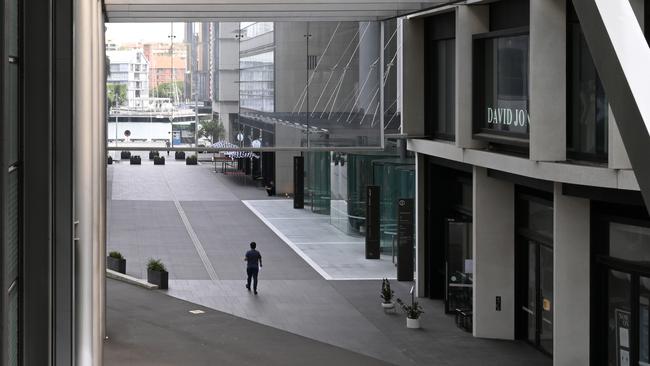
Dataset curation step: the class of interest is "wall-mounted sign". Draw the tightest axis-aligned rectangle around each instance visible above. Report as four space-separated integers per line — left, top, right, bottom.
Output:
616 308 631 366
486 107 530 128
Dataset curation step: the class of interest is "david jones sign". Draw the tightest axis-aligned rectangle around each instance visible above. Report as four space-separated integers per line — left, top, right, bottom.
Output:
487 107 530 127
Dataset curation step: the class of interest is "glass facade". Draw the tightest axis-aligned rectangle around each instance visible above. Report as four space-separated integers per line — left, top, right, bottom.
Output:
567 4 608 161
240 51 274 112
235 21 385 149
302 150 415 256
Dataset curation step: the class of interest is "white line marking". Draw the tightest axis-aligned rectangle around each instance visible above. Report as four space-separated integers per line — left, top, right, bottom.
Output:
243 200 333 280
164 174 219 281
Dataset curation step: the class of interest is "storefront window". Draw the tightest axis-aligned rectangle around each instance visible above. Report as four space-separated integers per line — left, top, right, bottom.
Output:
567 4 608 162
609 222 650 263
474 31 530 139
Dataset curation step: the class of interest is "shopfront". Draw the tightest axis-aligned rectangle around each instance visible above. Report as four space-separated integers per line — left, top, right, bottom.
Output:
515 187 554 356
592 200 650 365
424 158 473 314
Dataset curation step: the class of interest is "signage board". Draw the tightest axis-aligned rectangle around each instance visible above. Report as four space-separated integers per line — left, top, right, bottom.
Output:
397 198 414 281
365 186 380 259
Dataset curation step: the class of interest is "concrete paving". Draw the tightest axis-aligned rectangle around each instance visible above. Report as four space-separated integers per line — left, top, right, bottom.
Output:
105 279 392 366
107 162 552 366
244 199 397 279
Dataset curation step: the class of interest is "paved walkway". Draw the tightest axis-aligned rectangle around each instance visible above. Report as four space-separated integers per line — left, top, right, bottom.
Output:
105 279 391 366
244 199 396 279
107 162 552 366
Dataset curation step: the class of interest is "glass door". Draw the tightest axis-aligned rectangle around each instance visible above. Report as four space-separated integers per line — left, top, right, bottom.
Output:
445 218 473 313
521 239 554 355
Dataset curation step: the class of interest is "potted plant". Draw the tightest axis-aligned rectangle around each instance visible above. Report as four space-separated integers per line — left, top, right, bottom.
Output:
106 251 126 274
107 155 113 165
175 151 185 160
380 278 395 309
397 298 424 329
153 156 165 165
130 155 141 165
149 150 160 160
120 151 131 159
147 258 168 289
186 155 198 165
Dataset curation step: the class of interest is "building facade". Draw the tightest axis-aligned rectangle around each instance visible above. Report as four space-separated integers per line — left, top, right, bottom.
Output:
106 49 150 107
403 0 650 364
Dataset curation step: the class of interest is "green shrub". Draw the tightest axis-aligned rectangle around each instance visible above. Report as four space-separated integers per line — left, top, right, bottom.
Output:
147 258 167 272
108 251 123 260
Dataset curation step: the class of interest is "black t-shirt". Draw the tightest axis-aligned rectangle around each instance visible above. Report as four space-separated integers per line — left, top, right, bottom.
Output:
245 249 261 268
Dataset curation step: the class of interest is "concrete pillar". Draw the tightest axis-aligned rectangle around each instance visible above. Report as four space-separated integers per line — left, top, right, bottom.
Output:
606 0 642 170
530 0 566 161
608 106 632 169
473 166 515 339
415 153 426 297
553 183 590 366
401 18 424 136
455 5 488 149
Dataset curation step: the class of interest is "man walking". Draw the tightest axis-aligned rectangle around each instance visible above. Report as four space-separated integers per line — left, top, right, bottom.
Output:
244 241 262 294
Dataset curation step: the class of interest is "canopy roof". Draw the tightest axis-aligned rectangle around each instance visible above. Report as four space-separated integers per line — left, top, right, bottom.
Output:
104 0 450 22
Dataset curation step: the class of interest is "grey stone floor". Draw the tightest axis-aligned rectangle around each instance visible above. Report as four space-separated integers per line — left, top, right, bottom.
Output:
244 199 397 279
105 279 392 366
107 163 552 366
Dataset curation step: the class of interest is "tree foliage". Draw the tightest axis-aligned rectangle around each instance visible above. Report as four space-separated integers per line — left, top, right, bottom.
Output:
107 83 127 107
198 118 225 143
150 81 184 100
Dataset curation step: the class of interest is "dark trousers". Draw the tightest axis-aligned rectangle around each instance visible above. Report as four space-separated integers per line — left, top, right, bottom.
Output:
246 267 259 290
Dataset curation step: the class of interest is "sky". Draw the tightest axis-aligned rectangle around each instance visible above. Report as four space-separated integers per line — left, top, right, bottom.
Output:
105 23 186 44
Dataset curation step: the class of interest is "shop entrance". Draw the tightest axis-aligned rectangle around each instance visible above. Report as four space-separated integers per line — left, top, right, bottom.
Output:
520 238 553 355
592 205 650 366
445 217 473 314
515 189 554 356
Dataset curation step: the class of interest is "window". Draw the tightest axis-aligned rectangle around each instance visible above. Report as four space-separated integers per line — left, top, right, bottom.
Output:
567 4 608 162
474 31 530 140
473 0 530 145
425 12 455 140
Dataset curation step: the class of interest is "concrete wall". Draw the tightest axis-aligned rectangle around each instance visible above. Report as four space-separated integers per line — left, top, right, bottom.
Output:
473 166 515 339
553 183 590 366
529 0 566 161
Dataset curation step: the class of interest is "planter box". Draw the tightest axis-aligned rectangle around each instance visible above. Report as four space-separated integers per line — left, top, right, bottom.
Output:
153 156 165 165
147 269 168 289
186 156 198 165
149 151 159 160
175 151 185 160
107 156 113 165
406 317 420 329
130 155 141 165
120 151 131 159
106 256 126 274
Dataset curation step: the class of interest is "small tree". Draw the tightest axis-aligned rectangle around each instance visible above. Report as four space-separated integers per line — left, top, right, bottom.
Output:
198 118 225 144
150 81 184 100
107 83 127 107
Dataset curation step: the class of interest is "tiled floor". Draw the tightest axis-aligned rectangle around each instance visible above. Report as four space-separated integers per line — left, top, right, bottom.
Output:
107 162 552 366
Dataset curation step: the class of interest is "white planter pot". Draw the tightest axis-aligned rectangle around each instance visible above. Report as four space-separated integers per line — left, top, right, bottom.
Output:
406 317 420 329
381 302 395 309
